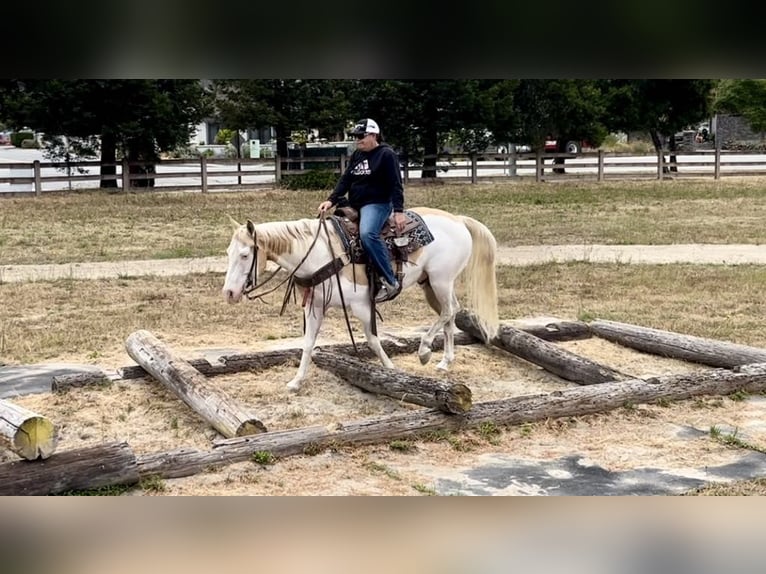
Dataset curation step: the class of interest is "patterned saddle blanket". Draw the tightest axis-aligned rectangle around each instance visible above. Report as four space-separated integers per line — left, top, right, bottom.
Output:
330 207 435 265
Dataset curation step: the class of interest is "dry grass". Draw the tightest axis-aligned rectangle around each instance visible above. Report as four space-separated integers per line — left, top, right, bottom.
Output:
4 178 766 265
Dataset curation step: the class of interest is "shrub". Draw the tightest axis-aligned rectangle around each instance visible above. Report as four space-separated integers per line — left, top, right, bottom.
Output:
11 131 34 147
215 128 236 145
279 169 337 190
20 138 40 149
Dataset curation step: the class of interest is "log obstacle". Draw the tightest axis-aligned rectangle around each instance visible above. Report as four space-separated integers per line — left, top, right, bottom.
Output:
117 319 592 382
455 310 627 384
125 330 266 438
0 441 139 495
11 362 766 493
51 371 112 393
588 319 766 368
135 362 766 481
311 350 472 414
0 398 58 460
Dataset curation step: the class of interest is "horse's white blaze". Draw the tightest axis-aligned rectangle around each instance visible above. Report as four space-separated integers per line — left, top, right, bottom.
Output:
223 210 499 390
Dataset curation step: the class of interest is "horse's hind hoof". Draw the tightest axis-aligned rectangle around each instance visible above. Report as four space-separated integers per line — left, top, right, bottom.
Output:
418 350 432 365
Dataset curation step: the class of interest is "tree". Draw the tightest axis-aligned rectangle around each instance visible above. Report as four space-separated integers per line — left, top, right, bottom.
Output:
211 80 353 161
713 79 766 133
601 80 715 164
348 80 518 178
0 80 209 187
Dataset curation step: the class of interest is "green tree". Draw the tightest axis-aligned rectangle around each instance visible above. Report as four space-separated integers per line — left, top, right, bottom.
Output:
601 79 715 159
212 79 353 160
0 80 209 187
713 79 766 133
504 80 609 173
349 80 517 178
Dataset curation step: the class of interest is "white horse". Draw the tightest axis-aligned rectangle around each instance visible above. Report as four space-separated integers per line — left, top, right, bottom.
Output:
222 207 499 391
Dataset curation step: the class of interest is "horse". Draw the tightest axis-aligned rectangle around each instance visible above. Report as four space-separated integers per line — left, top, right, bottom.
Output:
222 207 499 391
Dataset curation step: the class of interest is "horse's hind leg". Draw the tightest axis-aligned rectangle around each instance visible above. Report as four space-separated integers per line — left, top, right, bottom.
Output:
286 299 325 392
436 292 460 371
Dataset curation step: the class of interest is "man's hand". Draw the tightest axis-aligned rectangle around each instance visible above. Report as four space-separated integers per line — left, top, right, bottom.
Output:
393 212 407 233
317 200 333 216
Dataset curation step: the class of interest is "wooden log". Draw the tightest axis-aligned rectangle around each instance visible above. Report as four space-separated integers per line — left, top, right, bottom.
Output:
124 330 267 437
51 371 112 393
0 441 139 495
456 310 627 384
135 363 766 480
119 357 239 380
512 319 592 342
0 398 58 460
118 321 588 381
311 350 472 414
588 319 766 368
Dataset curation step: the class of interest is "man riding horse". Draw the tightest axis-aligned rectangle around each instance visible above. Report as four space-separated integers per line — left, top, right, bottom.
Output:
317 118 406 303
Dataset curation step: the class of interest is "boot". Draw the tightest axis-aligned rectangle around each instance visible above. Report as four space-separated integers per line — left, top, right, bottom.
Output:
374 278 401 303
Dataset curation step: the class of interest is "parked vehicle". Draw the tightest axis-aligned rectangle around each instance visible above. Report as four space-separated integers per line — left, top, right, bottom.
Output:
0 131 11 146
544 138 589 153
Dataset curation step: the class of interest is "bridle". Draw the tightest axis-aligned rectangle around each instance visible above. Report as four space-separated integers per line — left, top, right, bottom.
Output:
238 216 360 353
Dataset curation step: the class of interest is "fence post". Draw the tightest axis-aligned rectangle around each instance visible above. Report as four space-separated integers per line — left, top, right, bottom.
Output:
470 153 478 184
33 160 42 196
597 149 604 182
275 153 282 185
121 159 130 191
535 151 543 182
508 145 517 178
200 155 208 193
714 139 721 180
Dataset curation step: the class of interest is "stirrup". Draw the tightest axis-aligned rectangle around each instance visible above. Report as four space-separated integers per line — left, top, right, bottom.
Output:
375 281 401 303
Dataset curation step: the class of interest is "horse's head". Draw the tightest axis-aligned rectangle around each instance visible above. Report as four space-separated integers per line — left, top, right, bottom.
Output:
222 218 257 304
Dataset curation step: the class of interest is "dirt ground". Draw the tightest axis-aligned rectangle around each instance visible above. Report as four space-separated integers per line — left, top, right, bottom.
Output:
5 244 766 495
5 319 765 496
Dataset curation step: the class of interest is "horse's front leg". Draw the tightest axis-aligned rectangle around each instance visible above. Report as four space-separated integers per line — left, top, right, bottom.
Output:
286 296 325 392
351 300 394 369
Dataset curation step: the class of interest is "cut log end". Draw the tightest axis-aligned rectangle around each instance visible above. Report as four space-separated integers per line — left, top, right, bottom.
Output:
236 419 268 436
440 383 473 414
15 416 58 460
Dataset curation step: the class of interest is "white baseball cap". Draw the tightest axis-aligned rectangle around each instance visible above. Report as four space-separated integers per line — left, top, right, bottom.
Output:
348 118 380 136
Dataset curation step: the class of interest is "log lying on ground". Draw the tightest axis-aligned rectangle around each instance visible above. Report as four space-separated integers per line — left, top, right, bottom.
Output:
119 357 239 380
456 310 627 384
118 319 587 381
589 319 766 368
311 350 472 414
0 441 139 495
505 318 592 342
136 363 766 480
51 371 112 393
125 330 266 438
0 398 57 460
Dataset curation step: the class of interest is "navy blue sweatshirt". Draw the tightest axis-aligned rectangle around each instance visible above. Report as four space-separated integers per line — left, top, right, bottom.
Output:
327 143 404 212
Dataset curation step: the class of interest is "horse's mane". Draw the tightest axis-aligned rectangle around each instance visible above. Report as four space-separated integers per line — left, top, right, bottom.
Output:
235 218 342 256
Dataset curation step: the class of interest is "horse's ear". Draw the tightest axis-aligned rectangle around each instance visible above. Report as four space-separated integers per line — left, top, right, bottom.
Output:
226 214 241 230
246 219 256 237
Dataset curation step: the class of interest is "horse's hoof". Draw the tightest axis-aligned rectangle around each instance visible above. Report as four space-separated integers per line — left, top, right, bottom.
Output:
286 380 302 392
436 360 450 371
418 350 432 365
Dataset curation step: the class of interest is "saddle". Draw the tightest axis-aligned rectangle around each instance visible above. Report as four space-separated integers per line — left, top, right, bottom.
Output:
331 206 434 266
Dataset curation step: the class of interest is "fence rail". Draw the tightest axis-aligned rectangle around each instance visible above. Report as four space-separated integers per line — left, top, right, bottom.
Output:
2 149 766 196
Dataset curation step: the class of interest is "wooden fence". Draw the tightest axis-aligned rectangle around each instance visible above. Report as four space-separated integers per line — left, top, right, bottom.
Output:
3 149 766 196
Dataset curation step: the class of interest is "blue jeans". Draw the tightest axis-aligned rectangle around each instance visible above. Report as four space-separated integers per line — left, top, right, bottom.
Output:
359 203 397 285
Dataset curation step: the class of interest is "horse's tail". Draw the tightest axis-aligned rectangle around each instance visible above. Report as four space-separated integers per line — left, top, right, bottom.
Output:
459 215 499 343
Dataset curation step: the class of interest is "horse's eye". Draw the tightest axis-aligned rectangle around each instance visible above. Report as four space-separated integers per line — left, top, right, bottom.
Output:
241 253 249 260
